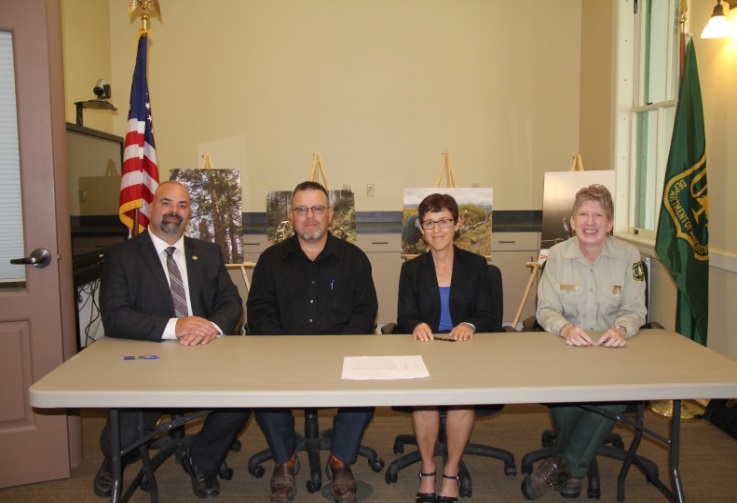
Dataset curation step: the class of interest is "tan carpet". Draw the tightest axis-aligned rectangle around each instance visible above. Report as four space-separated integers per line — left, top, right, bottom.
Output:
1 404 737 502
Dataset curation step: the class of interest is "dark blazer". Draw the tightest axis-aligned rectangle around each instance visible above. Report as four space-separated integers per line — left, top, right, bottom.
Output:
396 246 501 334
100 230 243 341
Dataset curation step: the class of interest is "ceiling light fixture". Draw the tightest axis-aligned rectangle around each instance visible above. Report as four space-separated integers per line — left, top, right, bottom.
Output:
702 0 737 39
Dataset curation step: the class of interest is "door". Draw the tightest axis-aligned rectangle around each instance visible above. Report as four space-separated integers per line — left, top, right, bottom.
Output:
0 0 78 488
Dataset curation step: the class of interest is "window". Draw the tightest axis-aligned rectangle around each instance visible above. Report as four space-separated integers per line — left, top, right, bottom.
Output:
615 0 681 239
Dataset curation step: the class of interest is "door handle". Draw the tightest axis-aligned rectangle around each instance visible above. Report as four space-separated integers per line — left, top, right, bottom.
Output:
10 248 52 268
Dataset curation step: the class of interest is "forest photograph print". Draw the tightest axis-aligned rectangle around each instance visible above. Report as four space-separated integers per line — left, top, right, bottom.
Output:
169 168 243 263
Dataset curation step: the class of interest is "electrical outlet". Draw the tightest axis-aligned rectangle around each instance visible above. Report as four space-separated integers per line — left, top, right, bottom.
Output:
79 189 87 202
367 184 375 197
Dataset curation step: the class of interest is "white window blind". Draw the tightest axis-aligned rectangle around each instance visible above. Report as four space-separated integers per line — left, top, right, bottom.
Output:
0 31 25 282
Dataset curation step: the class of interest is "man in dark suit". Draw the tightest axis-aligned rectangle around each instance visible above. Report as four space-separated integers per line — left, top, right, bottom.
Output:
94 180 250 499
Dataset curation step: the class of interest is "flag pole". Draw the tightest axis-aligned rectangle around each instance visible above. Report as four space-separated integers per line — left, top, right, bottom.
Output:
119 1 161 237
649 0 707 421
129 0 159 236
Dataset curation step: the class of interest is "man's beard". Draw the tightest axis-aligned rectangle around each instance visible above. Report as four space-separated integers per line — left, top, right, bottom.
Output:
160 213 183 235
297 224 324 242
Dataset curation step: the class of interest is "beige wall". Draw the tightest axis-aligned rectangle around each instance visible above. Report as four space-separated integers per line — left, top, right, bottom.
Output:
60 0 737 360
579 0 614 171
686 4 737 360
66 0 583 212
61 0 113 132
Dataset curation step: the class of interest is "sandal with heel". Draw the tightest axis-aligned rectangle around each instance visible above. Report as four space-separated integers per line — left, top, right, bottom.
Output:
437 473 460 503
416 471 437 503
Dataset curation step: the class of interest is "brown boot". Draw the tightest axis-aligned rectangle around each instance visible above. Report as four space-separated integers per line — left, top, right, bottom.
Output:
270 454 299 502
521 455 568 500
325 454 357 503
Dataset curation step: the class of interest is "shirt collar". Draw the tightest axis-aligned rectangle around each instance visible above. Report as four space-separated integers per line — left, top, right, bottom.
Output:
563 235 616 261
283 232 340 261
148 227 186 256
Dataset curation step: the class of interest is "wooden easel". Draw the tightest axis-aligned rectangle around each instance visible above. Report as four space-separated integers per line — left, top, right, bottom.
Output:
201 153 214 170
435 150 457 188
512 260 542 328
510 153 585 328
310 152 330 190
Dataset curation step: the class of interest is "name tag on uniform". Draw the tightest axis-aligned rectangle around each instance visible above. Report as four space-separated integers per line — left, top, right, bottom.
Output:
560 284 578 291
613 285 622 295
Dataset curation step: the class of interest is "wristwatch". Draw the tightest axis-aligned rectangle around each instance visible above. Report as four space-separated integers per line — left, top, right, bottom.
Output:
613 324 628 336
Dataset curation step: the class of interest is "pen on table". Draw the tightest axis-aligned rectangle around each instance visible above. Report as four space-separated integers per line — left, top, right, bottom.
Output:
122 355 160 360
330 278 335 291
434 336 456 342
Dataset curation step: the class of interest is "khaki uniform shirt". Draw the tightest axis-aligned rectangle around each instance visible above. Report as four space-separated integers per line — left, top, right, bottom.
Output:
536 236 647 337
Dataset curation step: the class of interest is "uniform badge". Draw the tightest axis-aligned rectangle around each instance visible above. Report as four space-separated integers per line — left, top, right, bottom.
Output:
632 260 645 282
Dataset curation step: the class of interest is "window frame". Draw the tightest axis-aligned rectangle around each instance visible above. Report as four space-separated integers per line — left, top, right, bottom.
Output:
614 0 681 243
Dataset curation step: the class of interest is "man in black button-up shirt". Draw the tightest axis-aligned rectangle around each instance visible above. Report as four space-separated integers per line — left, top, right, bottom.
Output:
247 181 378 503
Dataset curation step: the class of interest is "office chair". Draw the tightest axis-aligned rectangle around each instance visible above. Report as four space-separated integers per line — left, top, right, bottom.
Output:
247 409 385 493
383 264 517 498
519 257 662 501
520 401 661 500
244 323 385 493
124 411 240 500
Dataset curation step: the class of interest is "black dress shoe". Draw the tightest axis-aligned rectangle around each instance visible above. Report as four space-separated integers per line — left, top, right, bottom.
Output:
93 459 113 498
437 473 460 503
415 471 437 503
182 451 220 499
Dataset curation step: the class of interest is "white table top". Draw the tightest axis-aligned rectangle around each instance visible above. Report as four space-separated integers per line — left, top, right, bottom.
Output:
29 330 737 409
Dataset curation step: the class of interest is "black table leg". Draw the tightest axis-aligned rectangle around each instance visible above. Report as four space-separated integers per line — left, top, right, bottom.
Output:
110 408 122 503
670 400 685 503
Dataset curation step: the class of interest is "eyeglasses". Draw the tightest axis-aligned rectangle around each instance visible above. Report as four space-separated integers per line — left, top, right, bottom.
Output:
292 205 328 216
421 218 454 230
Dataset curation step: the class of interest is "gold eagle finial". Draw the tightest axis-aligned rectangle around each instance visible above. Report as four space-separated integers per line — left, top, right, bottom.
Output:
128 0 161 32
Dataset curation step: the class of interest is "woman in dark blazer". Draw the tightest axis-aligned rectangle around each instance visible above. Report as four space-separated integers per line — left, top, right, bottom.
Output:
396 193 499 503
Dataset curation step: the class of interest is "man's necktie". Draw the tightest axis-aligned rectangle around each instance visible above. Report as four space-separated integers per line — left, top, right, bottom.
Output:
165 246 188 318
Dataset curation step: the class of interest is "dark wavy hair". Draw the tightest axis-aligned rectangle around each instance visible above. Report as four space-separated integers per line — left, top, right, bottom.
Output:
418 193 459 223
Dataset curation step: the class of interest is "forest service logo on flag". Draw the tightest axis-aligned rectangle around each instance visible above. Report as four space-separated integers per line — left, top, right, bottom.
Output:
661 156 708 261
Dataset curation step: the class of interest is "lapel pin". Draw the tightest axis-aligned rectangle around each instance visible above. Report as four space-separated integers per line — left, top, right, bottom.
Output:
192 255 199 261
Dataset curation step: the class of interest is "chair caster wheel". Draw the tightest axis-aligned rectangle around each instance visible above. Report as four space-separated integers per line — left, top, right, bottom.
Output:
505 464 517 476
385 471 397 483
306 479 321 493
230 440 242 452
249 465 265 478
370 458 385 472
220 467 234 480
139 478 151 492
392 441 404 454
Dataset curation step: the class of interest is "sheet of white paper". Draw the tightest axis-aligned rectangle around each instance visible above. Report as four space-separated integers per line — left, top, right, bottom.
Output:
341 355 430 380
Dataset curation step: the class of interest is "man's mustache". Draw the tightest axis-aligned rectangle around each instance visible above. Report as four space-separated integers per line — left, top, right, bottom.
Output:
163 213 183 224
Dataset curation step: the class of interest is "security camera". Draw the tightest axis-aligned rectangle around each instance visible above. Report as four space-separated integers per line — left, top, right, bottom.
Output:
93 79 111 100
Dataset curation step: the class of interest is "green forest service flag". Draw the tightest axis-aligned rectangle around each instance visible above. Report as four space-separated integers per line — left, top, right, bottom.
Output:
655 38 708 346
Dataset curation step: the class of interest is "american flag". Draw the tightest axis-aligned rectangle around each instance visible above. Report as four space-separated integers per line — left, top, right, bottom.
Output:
119 33 159 235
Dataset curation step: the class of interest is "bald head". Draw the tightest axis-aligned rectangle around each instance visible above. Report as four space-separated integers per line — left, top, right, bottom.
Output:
149 181 191 244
